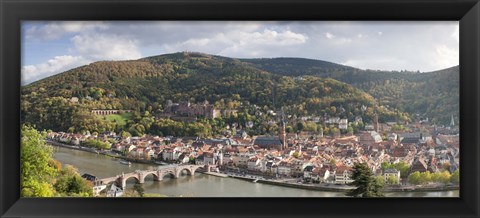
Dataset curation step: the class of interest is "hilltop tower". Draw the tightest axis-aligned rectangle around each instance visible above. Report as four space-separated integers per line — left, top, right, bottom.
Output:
450 115 455 127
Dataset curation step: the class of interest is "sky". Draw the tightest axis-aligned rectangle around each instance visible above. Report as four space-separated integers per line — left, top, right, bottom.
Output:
21 21 459 85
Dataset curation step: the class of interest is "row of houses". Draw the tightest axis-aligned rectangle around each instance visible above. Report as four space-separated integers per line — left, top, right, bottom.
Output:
47 125 459 185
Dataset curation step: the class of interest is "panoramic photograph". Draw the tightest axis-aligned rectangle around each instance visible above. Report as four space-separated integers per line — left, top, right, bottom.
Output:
20 21 459 198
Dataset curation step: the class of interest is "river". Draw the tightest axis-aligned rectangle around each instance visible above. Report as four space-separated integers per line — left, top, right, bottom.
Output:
52 146 459 197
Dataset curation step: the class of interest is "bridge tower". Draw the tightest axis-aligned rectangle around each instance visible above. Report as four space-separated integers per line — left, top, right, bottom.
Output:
120 177 126 190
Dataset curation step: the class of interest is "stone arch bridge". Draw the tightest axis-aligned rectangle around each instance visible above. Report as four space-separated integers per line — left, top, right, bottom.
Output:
96 164 215 189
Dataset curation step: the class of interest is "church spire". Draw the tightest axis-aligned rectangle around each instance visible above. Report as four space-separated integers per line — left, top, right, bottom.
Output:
279 107 287 150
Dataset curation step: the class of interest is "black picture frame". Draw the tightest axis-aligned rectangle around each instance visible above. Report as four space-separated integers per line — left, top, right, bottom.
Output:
1 0 479 217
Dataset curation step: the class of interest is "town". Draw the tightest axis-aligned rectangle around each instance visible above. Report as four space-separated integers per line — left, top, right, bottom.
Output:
46 102 460 193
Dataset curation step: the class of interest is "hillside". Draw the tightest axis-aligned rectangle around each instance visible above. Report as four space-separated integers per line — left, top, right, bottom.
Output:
21 52 390 135
242 57 459 125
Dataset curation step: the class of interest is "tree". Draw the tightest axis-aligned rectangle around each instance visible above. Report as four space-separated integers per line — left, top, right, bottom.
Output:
375 176 385 187
21 125 57 197
121 130 132 139
54 173 93 196
296 122 305 132
21 125 93 197
329 158 337 166
408 171 422 185
347 126 354 134
451 170 460 184
393 162 411 178
386 175 399 185
437 171 451 184
346 162 384 197
134 183 145 197
419 171 432 184
381 161 410 178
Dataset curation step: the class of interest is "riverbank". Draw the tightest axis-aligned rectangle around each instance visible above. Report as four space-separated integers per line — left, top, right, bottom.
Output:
203 172 229 178
47 140 162 165
49 141 459 194
227 174 459 193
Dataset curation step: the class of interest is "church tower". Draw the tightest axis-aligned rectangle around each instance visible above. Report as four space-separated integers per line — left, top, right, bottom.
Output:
450 115 455 127
373 111 379 132
279 107 287 150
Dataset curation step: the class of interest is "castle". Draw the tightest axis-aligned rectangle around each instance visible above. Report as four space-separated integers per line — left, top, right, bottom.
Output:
164 100 219 119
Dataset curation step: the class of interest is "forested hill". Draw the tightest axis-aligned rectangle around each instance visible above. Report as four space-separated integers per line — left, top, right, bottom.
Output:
242 57 459 125
22 52 391 134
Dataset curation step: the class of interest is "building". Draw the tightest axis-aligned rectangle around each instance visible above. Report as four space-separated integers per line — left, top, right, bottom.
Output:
410 158 429 173
383 168 401 184
247 157 261 171
334 166 353 184
339 119 348 130
303 165 314 181
277 161 292 176
203 152 216 165
164 100 219 119
312 167 330 183
399 133 422 144
253 136 283 150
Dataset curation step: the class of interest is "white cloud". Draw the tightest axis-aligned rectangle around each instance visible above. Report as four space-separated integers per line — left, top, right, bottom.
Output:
235 29 308 45
25 21 108 40
72 33 142 60
431 45 459 70
341 57 406 71
452 25 459 43
183 38 211 47
22 55 89 84
22 21 460 84
163 28 308 58
325 32 334 39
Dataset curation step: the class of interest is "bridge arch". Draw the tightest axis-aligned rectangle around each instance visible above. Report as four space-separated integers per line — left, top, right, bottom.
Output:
176 167 193 177
158 170 177 180
176 165 205 178
141 171 160 182
123 174 141 184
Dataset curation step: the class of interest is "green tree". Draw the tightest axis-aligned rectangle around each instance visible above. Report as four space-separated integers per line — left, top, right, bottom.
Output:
134 183 145 197
375 176 385 187
120 130 132 139
419 171 432 184
346 162 384 197
386 175 399 185
54 172 93 196
393 162 411 178
450 170 460 184
296 122 305 132
21 125 93 197
408 171 422 185
381 161 410 178
21 125 57 197
82 139 111 150
437 171 451 184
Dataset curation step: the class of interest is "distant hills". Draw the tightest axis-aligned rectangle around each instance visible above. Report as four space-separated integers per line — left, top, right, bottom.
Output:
242 57 459 125
21 52 458 133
